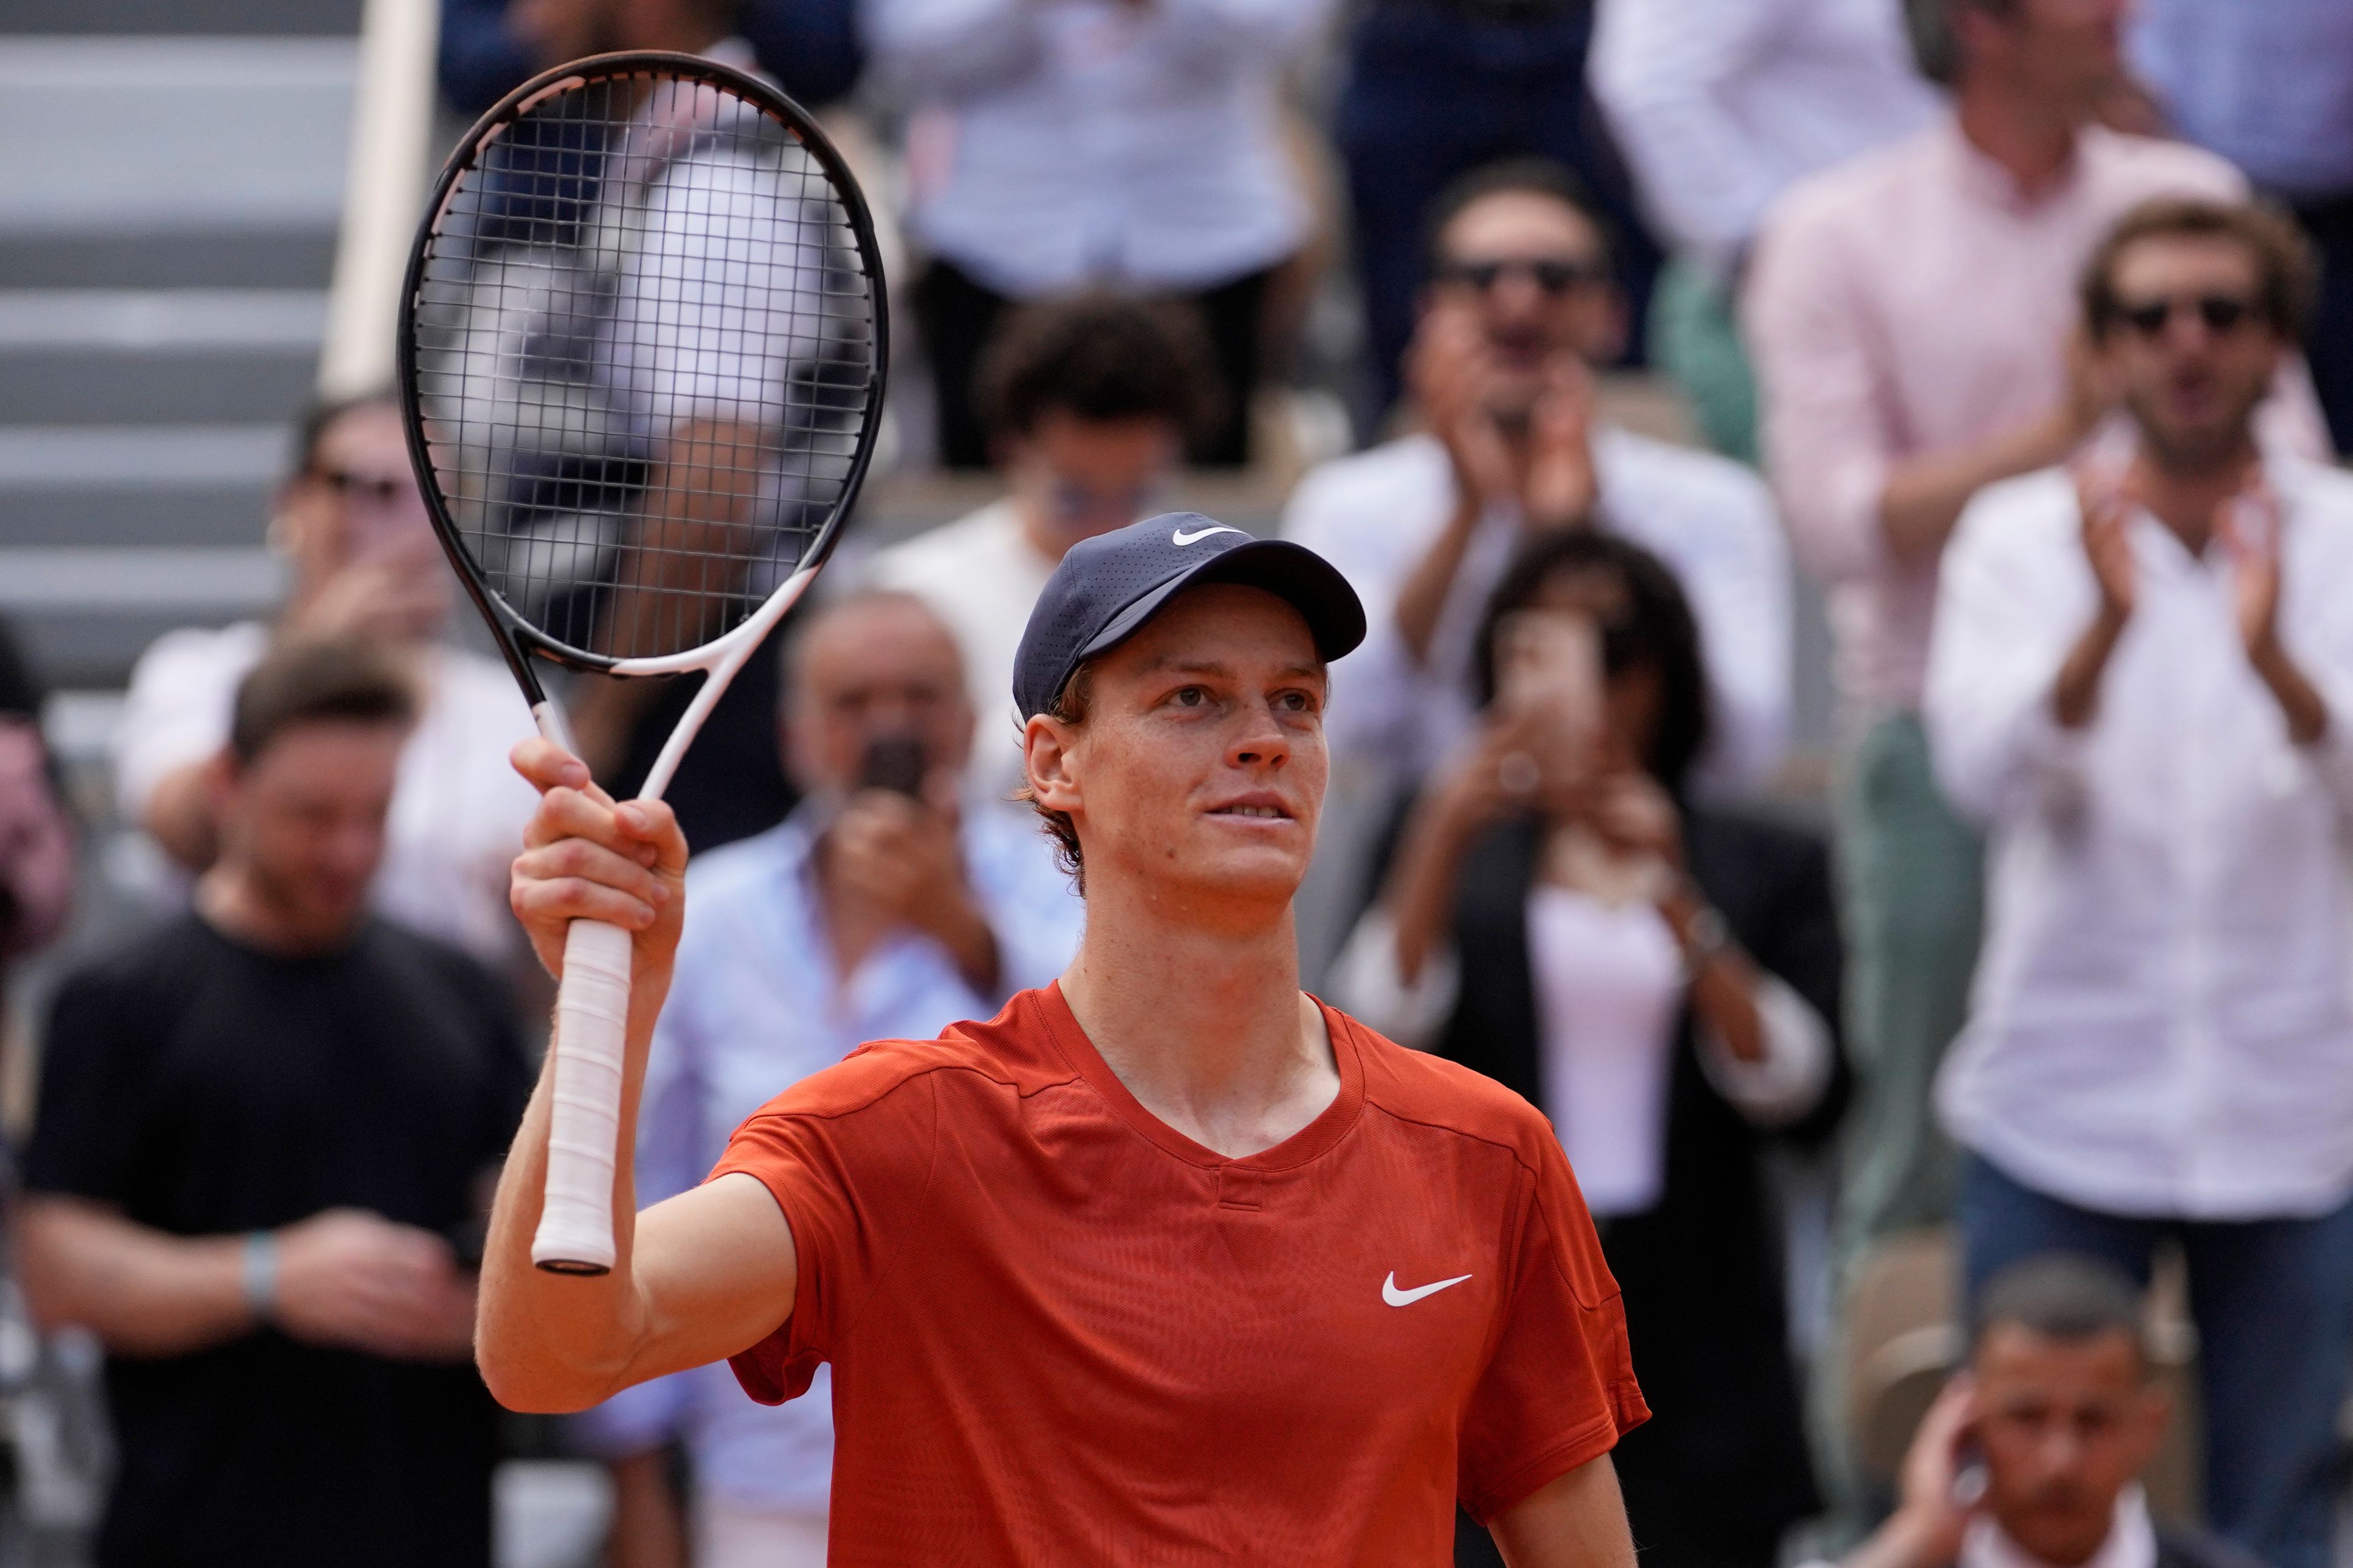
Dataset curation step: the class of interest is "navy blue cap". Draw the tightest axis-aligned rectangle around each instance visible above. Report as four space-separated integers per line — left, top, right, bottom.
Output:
1013 513 1366 720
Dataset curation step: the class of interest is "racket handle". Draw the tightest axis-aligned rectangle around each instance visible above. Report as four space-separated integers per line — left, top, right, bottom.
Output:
532 918 636 1274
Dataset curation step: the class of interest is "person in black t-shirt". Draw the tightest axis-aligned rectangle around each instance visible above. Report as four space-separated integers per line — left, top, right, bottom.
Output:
18 638 532 1568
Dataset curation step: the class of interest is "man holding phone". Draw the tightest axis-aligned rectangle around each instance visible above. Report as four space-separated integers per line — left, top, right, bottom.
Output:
573 588 1082 1567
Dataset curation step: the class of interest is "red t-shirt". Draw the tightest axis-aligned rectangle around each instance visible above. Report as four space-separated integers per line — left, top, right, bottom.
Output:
710 983 1647 1564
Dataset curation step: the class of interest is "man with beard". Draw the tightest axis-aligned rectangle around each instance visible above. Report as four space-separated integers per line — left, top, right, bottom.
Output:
1924 197 2353 1568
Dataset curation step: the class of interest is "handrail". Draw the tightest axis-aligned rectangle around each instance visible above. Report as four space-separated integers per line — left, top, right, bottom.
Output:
317 0 440 400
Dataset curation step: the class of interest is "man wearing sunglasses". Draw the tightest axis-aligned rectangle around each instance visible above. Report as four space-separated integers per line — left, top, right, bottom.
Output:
1923 197 2353 1568
1285 158 1792 812
113 392 540 968
869 296 1214 800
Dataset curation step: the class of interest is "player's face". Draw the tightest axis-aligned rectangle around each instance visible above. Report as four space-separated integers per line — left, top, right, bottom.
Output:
1429 193 1623 419
216 720 404 944
1047 585 1327 913
1974 1325 2168 1567
1007 412 1182 559
786 596 976 798
2102 235 2283 472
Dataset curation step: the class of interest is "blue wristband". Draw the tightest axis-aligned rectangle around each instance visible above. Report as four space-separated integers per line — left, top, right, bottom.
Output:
242 1231 278 1322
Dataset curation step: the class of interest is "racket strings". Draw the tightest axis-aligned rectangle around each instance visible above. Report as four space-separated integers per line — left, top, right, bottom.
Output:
409 67 878 662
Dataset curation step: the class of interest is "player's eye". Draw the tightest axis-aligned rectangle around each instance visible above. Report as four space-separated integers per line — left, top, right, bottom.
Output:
1170 686 1209 708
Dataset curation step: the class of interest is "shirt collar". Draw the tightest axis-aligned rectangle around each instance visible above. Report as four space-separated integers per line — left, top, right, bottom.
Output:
1938 113 2091 216
1962 1485 2158 1568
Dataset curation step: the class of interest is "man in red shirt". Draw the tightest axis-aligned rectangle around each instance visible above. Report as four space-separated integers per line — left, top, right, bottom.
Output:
480 515 1650 1564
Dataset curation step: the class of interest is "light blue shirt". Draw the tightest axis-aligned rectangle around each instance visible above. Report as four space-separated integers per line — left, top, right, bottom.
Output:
2130 1 2353 198
574 798 1086 1511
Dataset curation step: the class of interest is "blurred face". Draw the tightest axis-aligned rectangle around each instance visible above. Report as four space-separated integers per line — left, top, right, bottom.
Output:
214 721 405 946
2101 234 2284 473
1006 412 1182 561
279 402 447 633
1427 192 1623 419
786 596 976 798
1974 1325 2169 1567
1030 585 1327 915
1958 0 2126 121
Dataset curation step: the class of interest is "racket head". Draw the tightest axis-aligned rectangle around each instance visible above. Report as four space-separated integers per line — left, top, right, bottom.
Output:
396 50 889 686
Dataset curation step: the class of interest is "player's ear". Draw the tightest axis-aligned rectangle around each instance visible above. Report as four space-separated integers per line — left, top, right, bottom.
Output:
1023 714 1082 814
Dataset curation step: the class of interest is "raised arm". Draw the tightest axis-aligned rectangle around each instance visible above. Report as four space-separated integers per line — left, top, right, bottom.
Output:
476 741 798 1414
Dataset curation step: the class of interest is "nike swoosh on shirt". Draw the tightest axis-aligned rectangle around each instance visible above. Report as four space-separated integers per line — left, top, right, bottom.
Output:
1382 1271 1473 1307
1172 525 1242 547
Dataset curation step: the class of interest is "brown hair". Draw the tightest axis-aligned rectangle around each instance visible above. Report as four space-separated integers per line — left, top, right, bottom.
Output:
229 637 417 765
1013 662 1096 892
2081 197 2317 343
976 294 1218 446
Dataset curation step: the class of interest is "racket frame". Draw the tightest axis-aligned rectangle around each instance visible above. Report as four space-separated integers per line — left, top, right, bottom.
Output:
395 50 890 1272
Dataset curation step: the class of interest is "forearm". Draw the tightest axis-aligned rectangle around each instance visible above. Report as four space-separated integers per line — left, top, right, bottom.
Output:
2252 638 2330 747
2051 606 2129 729
477 1005 662 1412
1881 408 2084 564
1659 886 1767 1065
17 1198 254 1357
144 763 219 871
1491 1453 1637 1568
1394 499 1485 667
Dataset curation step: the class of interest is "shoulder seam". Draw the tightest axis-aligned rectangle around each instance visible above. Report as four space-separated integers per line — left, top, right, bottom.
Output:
1362 1099 1545 1181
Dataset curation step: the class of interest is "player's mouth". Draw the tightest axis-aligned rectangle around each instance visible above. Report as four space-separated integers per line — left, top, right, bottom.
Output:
1207 793 1294 822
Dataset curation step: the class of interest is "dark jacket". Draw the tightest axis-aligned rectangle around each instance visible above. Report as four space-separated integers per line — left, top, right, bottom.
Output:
1433 805 1843 1566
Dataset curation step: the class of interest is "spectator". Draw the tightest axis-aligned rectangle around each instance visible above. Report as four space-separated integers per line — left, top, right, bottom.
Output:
1840 1254 2257 1568
1742 0 2333 1268
870 0 1328 469
1332 530 1836 1568
1335 0 1666 422
1588 0 1938 461
0 619 72 999
441 0 864 117
1286 159 1791 801
579 589 1083 1567
18 638 531 1568
114 393 540 968
1924 197 2353 1568
2128 2 2353 454
865 296 1216 798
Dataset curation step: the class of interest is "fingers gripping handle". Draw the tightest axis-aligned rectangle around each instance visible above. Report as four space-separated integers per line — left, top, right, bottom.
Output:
532 918 636 1274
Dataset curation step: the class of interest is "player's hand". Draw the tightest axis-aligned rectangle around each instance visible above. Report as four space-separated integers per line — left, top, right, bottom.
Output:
1411 307 1516 515
271 1209 479 1363
507 737 686 986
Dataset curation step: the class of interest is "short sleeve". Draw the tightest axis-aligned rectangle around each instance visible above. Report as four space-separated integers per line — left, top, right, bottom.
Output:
1458 1133 1650 1523
706 1064 941 1406
23 968 156 1205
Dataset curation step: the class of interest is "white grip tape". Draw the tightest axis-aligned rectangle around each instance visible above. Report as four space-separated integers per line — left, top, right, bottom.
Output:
531 918 636 1273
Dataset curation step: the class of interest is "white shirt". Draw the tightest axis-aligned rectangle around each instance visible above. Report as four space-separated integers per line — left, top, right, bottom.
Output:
863 499 1057 800
1281 429 1792 797
870 0 1325 295
114 624 542 966
1926 457 2353 1220
576 800 1085 1510
1589 0 1938 281
1329 889 1832 1215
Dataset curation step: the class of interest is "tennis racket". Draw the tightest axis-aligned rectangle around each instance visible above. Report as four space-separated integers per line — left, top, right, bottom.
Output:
398 51 888 1273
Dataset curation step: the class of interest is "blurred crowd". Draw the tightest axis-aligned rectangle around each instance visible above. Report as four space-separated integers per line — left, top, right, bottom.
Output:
2 0 2352 1564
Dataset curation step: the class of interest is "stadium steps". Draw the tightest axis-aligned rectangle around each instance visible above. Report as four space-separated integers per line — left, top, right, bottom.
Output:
0 31 353 697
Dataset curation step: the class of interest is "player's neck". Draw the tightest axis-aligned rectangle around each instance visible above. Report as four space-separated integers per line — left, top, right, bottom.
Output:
1059 888 1338 1161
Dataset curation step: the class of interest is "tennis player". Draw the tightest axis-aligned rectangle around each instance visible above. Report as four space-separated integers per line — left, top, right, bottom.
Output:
480 515 1650 1564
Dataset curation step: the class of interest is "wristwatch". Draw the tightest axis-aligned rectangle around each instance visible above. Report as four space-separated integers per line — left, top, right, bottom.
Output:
243 1231 279 1322
1678 903 1733 980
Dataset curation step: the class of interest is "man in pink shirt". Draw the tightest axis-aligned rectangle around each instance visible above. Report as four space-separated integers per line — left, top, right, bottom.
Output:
1743 0 2329 1274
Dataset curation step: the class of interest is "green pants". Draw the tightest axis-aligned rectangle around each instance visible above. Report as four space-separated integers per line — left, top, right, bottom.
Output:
1649 256 1759 466
1831 712 1984 1269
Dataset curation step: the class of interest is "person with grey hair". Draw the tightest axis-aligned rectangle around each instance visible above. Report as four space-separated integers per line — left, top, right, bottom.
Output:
571 588 1083 1567
1833 1254 2259 1568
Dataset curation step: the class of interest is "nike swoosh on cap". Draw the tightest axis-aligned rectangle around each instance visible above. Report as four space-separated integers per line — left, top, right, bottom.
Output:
1382 1270 1473 1307
1172 525 1243 547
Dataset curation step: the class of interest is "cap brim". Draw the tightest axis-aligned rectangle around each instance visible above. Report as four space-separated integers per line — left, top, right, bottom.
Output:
1077 538 1368 669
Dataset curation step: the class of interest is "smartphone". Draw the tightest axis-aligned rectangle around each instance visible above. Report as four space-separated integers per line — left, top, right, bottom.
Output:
859 734 930 799
1496 609 1605 729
